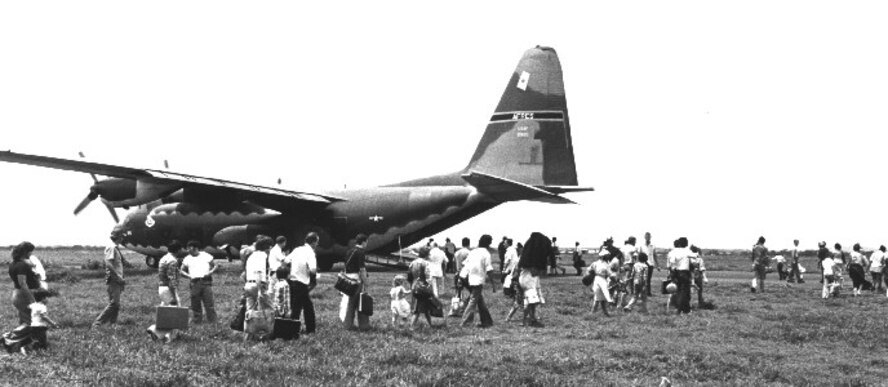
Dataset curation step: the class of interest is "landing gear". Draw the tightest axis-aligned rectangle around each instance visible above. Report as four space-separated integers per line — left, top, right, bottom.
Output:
145 255 160 268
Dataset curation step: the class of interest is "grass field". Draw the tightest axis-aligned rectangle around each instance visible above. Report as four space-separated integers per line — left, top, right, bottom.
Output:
2 248 888 386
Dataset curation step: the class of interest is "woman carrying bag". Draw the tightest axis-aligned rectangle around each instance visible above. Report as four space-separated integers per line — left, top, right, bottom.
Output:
341 234 371 331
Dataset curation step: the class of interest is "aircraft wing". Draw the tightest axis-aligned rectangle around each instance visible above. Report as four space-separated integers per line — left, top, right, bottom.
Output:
0 150 345 205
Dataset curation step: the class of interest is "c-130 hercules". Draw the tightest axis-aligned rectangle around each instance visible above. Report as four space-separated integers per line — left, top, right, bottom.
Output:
0 46 593 270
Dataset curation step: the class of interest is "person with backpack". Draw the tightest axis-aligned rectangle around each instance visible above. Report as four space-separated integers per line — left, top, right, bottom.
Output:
408 247 439 328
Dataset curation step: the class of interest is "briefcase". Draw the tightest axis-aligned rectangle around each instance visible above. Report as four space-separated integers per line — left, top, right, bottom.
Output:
358 292 374 316
156 306 189 330
273 318 301 340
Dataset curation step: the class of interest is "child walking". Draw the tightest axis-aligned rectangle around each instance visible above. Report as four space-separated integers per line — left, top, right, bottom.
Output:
623 253 649 313
389 275 411 328
28 290 58 352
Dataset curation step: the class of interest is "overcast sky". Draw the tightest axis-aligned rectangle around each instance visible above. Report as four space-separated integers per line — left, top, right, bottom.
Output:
2 2 887 251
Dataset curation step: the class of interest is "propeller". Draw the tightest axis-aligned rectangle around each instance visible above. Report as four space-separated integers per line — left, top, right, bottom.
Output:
74 152 120 223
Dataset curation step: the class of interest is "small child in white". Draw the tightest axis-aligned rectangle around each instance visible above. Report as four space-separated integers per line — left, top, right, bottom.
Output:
28 290 58 351
390 275 412 328
623 253 649 313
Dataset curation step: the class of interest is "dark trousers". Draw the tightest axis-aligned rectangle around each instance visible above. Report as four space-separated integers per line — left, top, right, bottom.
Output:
30 326 48 350
288 280 316 333
94 281 124 326
674 270 691 314
777 263 786 280
461 285 493 327
789 261 801 282
645 265 655 296
189 279 216 322
693 275 704 306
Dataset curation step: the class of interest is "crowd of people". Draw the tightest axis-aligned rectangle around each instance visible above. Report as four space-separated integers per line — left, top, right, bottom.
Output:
7 231 888 352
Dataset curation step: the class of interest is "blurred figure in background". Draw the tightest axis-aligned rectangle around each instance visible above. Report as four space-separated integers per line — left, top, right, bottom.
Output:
639 232 659 297
847 243 869 296
750 237 769 293
572 242 585 276
869 245 886 293
789 239 803 283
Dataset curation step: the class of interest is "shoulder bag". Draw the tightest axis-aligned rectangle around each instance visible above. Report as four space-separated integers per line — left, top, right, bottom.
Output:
334 249 361 296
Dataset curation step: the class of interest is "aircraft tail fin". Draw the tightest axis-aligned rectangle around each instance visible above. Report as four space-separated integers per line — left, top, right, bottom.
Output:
463 46 582 188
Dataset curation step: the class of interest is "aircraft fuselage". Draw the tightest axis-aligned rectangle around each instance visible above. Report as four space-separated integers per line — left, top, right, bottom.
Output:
116 180 498 270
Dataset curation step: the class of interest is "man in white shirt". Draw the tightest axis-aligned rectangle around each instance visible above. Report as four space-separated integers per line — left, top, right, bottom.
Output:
789 239 803 283
428 243 449 292
244 237 274 312
870 245 887 293
266 236 288 296
460 234 497 328
639 232 658 296
93 233 126 328
180 240 218 323
667 237 697 314
285 232 319 334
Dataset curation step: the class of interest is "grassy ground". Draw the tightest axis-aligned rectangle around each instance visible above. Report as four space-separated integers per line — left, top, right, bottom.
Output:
2 249 888 386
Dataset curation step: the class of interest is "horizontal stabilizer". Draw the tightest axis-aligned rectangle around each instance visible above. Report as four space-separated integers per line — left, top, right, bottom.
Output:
461 170 575 204
538 185 595 194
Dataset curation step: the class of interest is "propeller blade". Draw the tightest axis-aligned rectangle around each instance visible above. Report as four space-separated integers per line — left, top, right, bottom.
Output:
74 194 93 215
104 202 120 224
73 191 100 215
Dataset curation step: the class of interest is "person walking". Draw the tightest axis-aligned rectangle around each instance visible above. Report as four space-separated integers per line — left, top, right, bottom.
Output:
817 241 830 284
667 237 696 314
588 249 615 317
158 241 184 306
848 243 869 296
428 243 448 295
461 235 496 328
571 242 585 276
93 233 127 327
639 232 659 296
452 238 471 296
548 237 566 275
180 240 218 323
870 245 887 293
517 232 550 326
408 247 438 328
789 239 803 283
9 242 39 327
750 237 769 293
285 232 319 334
341 234 370 331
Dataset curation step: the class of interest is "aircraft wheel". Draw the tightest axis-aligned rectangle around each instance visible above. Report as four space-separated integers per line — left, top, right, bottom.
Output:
318 260 334 272
145 255 160 268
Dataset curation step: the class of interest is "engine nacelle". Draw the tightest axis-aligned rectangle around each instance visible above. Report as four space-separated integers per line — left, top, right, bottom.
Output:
98 178 182 208
212 225 275 247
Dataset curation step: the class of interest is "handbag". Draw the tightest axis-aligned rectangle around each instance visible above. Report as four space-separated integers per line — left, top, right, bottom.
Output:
413 279 434 299
334 250 360 296
582 272 595 286
429 297 444 318
358 292 374 316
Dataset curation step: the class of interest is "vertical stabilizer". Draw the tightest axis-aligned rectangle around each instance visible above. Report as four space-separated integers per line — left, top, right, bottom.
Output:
464 46 579 187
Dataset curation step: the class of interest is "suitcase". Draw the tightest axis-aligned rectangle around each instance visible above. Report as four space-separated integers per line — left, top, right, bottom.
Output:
156 306 189 330
273 318 300 340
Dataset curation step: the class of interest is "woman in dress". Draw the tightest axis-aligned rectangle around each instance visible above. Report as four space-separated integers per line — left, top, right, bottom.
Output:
407 247 439 328
588 247 615 317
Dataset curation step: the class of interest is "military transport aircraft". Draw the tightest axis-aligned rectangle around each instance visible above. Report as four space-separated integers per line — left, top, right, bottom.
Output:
0 46 592 270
